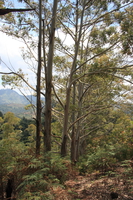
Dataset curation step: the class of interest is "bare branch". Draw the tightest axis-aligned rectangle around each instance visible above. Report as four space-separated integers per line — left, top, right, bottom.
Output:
52 84 64 109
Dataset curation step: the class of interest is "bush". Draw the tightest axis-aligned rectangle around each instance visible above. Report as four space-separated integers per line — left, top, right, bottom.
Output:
17 154 69 199
78 145 117 173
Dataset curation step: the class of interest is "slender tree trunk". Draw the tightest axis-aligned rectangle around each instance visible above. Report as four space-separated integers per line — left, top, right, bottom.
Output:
36 0 42 156
44 0 58 152
73 37 85 162
61 0 85 157
71 82 76 162
71 126 76 162
70 0 78 162
75 108 82 160
61 87 71 156
71 82 83 162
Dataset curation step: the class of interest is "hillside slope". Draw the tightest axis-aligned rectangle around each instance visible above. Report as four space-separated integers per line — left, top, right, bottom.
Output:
0 89 35 104
0 89 36 118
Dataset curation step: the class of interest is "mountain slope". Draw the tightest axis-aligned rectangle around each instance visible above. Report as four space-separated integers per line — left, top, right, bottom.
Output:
0 89 36 105
0 89 27 104
0 89 36 118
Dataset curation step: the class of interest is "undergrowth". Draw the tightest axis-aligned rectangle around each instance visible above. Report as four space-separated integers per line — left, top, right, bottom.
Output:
16 153 70 199
77 144 133 174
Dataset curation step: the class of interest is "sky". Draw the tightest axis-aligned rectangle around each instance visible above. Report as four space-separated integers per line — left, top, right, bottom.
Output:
0 31 36 95
0 28 73 95
0 0 74 95
0 0 37 95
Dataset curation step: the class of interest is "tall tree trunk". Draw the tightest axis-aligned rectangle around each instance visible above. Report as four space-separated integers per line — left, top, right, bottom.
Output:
44 0 58 152
71 81 83 162
61 0 85 157
71 82 76 162
36 0 42 156
70 0 78 162
72 36 85 162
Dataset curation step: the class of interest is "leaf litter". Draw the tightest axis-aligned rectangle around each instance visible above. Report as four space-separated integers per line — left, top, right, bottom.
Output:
51 160 133 200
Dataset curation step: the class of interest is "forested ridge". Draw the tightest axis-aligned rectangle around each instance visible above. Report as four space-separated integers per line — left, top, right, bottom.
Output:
0 0 133 199
0 89 37 118
0 89 36 105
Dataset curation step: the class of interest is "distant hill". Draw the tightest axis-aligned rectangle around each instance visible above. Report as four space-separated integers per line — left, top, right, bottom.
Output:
0 89 36 105
0 89 37 118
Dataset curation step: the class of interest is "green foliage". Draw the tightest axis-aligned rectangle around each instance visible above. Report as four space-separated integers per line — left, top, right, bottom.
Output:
119 6 133 55
87 146 117 172
0 111 35 142
2 69 26 89
18 171 50 199
1 0 133 164
1 0 133 198
77 107 133 173
114 143 133 161
78 145 117 174
16 154 69 199
0 139 13 175
0 108 133 198
50 155 69 183
20 117 35 143
19 191 54 200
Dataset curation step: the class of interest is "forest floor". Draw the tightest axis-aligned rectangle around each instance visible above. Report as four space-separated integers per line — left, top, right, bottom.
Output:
52 160 133 200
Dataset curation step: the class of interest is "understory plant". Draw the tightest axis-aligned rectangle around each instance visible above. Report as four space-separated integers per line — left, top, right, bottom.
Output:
17 153 69 199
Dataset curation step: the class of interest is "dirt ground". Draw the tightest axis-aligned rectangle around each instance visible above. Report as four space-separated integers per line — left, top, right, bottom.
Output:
52 161 133 200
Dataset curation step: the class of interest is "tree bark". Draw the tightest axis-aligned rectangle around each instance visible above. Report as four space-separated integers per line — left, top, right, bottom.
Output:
61 0 86 157
44 0 58 152
71 82 76 162
36 0 42 156
0 8 35 15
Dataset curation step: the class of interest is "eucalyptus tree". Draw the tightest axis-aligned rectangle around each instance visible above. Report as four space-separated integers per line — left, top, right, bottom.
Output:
0 0 59 154
36 0 42 155
0 0 42 155
52 0 133 160
44 0 58 152
1 0 133 162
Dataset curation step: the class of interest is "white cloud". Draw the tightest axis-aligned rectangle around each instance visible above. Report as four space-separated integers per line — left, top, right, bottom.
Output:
0 31 36 94
56 29 74 46
0 28 75 94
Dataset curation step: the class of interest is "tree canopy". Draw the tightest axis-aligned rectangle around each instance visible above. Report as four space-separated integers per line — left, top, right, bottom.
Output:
0 0 133 198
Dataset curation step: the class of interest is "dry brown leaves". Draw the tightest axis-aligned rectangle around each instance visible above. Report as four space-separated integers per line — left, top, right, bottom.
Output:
51 161 133 200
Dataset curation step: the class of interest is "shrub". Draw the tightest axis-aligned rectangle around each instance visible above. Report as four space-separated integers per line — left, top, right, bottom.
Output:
78 145 117 173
